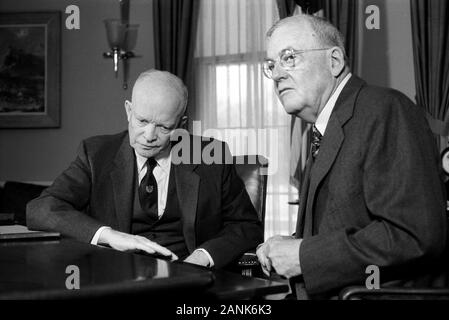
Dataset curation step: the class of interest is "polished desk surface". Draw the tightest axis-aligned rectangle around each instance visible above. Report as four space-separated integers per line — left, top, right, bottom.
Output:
0 239 288 300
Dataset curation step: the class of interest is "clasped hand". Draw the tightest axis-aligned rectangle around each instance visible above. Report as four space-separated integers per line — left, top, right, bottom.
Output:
256 235 303 278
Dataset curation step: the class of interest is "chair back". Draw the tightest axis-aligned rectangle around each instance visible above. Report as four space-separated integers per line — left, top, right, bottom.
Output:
2 181 47 225
233 155 268 229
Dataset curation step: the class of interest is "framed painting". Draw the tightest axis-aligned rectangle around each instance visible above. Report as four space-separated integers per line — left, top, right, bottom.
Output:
0 12 60 128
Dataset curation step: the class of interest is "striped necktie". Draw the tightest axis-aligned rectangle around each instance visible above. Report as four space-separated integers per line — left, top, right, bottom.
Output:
311 125 322 159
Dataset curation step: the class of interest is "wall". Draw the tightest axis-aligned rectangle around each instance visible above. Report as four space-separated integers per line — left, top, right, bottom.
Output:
359 0 416 101
0 0 154 181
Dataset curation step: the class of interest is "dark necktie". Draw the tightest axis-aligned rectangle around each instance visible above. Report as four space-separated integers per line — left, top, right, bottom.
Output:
311 125 322 159
138 158 158 219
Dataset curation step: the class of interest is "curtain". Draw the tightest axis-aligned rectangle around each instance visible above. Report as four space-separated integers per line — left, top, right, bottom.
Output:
410 0 449 150
194 0 296 238
153 0 200 123
276 0 297 17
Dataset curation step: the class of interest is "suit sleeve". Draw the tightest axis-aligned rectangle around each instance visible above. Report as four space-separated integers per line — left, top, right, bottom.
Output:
299 92 447 295
26 140 104 242
197 144 264 268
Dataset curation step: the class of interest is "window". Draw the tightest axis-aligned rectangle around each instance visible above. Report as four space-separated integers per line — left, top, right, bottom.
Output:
194 0 298 238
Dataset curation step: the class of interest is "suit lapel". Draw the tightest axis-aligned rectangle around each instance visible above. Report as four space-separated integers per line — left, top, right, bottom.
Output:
308 118 345 206
174 163 200 253
110 135 135 232
303 118 344 236
303 76 366 236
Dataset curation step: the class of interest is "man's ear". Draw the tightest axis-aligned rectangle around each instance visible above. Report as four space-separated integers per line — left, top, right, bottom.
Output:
124 100 132 121
179 115 188 129
329 47 346 77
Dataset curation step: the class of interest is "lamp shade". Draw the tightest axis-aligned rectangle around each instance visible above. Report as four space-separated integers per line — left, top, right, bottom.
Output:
123 24 139 51
104 19 127 48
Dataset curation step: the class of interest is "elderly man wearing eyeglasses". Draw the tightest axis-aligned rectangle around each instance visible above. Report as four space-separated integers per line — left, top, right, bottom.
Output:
257 14 447 300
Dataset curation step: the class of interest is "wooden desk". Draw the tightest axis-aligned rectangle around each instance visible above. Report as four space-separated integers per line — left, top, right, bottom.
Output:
0 239 288 300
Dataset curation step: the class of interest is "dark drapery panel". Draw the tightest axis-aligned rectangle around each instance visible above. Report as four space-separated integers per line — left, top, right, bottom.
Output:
410 0 449 148
276 0 297 18
321 0 358 75
153 0 200 124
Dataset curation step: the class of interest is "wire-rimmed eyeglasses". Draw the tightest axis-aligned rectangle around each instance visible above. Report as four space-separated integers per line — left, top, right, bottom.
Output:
263 47 331 79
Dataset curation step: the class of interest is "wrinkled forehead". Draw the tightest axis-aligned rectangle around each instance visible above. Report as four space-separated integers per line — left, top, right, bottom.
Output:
266 22 320 59
132 81 184 120
132 77 181 101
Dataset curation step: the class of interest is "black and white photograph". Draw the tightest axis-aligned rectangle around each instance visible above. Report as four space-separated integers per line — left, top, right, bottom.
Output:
0 0 448 315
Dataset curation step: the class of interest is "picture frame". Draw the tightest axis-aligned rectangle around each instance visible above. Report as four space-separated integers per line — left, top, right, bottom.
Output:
0 12 60 128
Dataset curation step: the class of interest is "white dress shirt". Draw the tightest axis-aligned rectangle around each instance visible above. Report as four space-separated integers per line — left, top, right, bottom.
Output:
314 73 352 135
90 147 214 266
135 148 172 218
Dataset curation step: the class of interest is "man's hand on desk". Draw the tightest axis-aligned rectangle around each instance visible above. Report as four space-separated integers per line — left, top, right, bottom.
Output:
97 228 178 261
256 235 302 279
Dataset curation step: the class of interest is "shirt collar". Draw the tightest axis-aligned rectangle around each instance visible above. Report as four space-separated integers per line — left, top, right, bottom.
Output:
135 147 172 174
315 73 352 135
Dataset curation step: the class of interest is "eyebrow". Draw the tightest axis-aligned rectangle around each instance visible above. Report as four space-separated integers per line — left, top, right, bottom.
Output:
279 47 296 55
134 112 176 128
265 47 296 61
133 112 145 121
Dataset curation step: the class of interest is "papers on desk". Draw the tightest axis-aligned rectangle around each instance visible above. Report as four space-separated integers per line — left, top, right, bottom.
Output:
0 224 60 240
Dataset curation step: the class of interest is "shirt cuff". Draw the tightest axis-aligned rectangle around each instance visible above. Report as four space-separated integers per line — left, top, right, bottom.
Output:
195 248 215 267
90 226 111 245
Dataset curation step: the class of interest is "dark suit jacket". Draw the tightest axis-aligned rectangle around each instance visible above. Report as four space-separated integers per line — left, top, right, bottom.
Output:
296 76 447 296
26 132 263 268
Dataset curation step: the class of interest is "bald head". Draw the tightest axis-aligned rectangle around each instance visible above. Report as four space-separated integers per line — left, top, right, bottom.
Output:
125 69 188 158
132 69 188 120
267 14 347 63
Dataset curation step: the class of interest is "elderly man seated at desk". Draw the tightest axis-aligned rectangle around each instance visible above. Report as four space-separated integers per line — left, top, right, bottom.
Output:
27 69 263 269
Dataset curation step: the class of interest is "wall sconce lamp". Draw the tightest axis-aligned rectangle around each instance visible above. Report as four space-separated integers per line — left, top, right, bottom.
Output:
103 1 138 89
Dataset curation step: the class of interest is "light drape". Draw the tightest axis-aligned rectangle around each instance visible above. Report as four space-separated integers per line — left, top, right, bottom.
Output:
194 0 297 238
